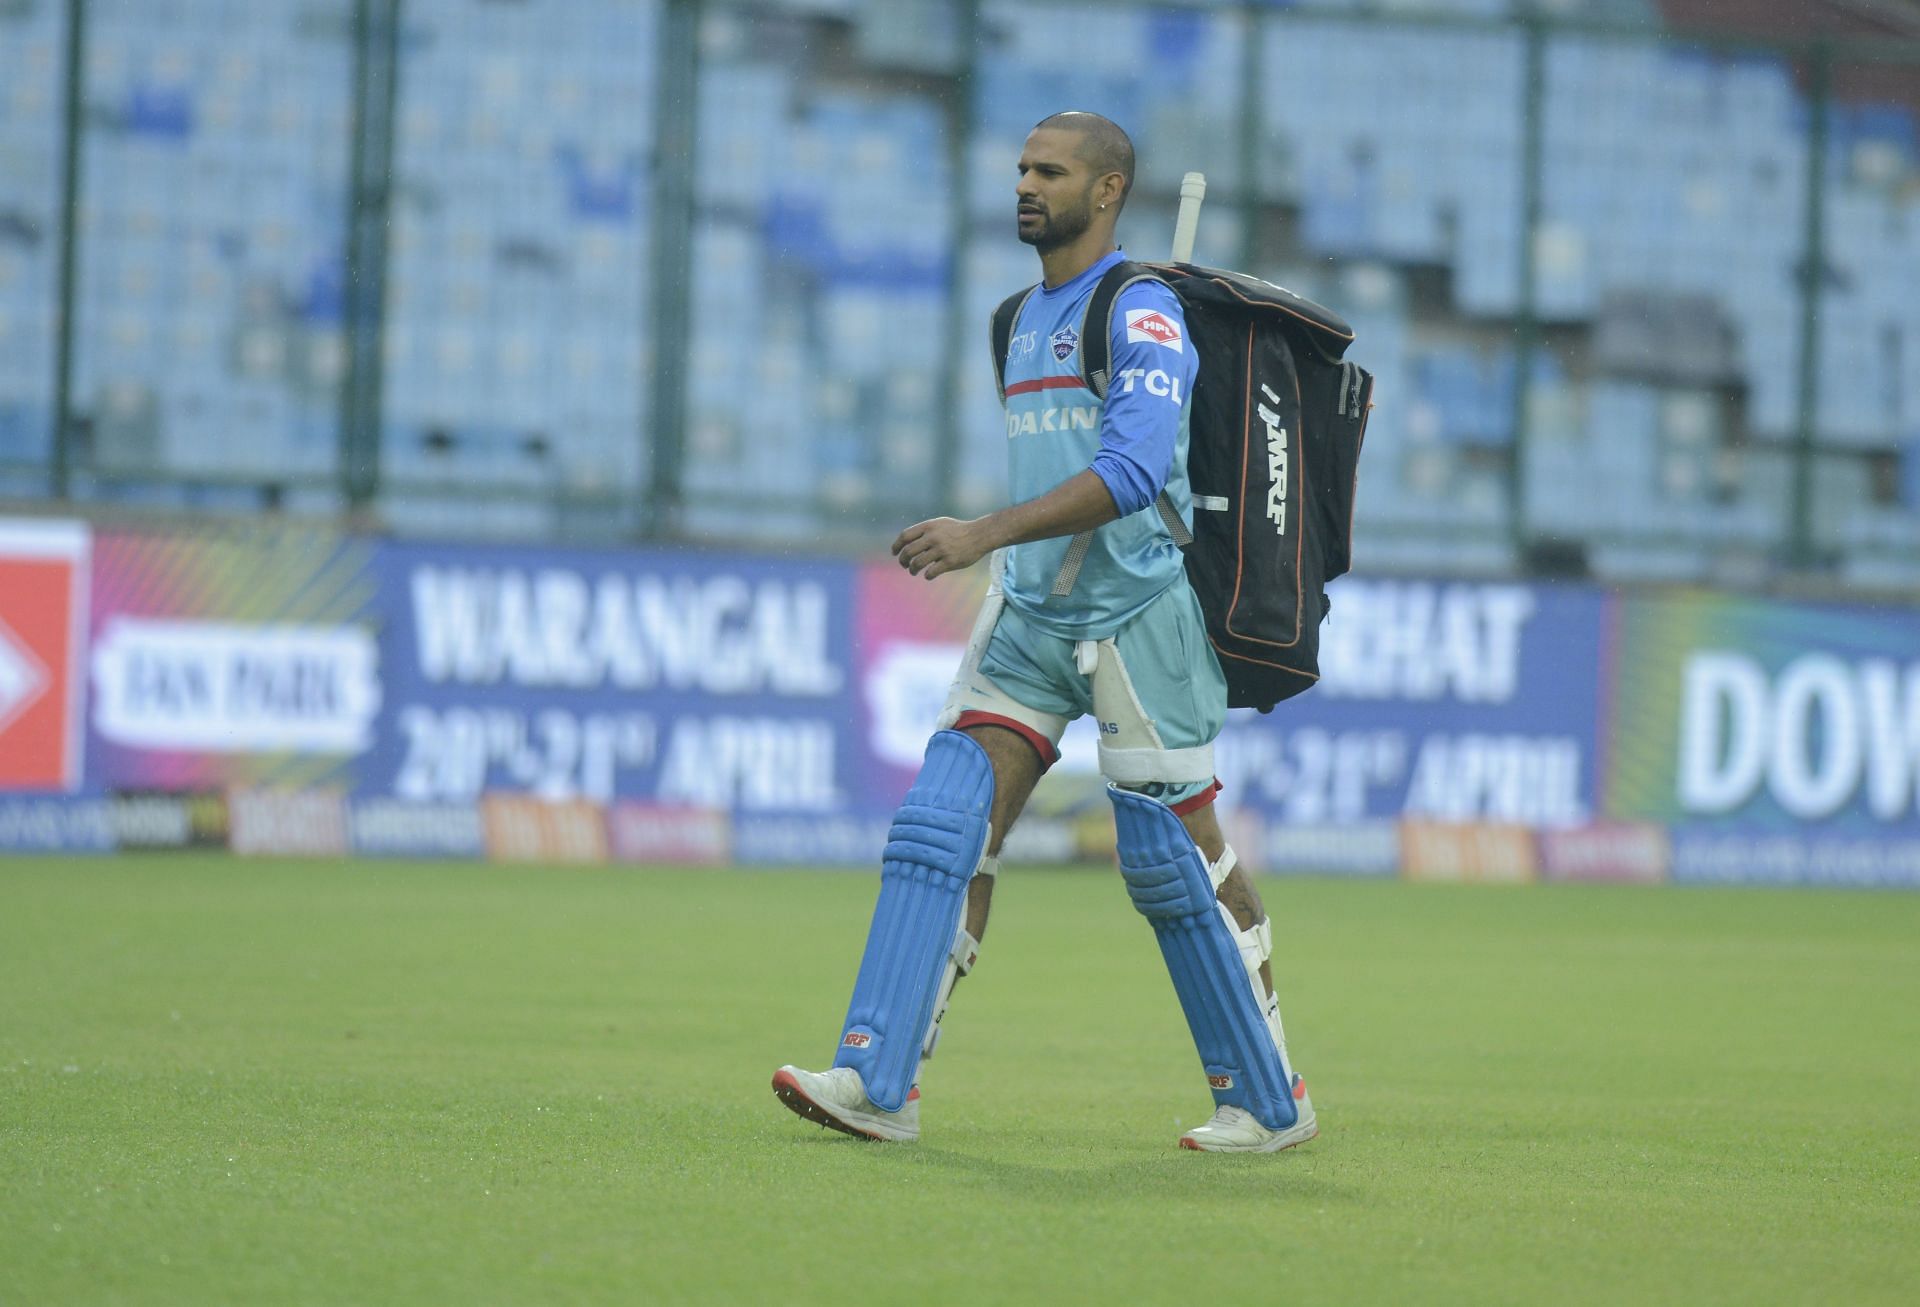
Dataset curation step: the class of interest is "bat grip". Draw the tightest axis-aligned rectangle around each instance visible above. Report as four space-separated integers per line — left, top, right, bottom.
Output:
1171 171 1207 263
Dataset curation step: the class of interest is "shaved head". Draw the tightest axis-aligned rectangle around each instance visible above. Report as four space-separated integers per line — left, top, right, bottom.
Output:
1032 111 1136 209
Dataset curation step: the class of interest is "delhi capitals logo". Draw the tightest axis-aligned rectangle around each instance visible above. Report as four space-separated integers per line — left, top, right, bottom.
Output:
1050 326 1079 361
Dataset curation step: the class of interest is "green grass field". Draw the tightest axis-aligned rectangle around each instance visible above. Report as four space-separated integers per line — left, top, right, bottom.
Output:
3 856 1918 1305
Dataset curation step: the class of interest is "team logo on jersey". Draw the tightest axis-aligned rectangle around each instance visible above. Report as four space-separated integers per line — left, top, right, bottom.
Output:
1125 308 1183 352
1050 326 1079 361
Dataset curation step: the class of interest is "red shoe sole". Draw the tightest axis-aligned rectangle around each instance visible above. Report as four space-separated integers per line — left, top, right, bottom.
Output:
770 1068 887 1142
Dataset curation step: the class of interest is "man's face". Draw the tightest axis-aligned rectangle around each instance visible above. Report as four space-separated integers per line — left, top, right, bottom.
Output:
1015 128 1101 251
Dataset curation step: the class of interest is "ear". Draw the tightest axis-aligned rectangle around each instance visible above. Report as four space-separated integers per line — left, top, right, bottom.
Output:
1096 171 1127 211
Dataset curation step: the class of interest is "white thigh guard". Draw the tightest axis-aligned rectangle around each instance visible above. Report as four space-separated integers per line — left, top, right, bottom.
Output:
1084 639 1215 786
935 552 1069 756
934 549 1007 733
937 665 1069 757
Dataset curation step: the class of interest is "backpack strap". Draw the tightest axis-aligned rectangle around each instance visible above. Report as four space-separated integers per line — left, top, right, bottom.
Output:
1049 489 1191 597
1051 261 1188 598
1154 493 1192 546
1077 260 1167 400
990 285 1040 402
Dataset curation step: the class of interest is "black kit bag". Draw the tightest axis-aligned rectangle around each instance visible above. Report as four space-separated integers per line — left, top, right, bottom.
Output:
991 260 1372 712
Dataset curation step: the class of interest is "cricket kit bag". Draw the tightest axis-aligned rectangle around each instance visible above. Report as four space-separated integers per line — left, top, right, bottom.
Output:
991 260 1372 712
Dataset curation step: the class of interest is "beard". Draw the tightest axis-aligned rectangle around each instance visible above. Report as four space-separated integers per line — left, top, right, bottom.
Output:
1017 186 1096 251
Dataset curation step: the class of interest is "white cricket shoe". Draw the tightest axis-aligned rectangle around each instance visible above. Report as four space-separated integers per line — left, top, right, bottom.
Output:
1179 1076 1317 1153
771 1065 920 1143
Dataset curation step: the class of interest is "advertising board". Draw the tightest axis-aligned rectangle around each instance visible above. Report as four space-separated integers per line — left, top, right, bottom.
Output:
368 542 861 823
1608 590 1920 884
0 519 89 793
7 509 1918 888
86 524 382 794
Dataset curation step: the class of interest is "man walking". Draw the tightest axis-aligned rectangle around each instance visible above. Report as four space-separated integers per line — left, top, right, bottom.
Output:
773 112 1315 1153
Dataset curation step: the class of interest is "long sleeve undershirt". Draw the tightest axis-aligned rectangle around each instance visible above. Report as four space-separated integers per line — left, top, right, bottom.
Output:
1085 278 1199 517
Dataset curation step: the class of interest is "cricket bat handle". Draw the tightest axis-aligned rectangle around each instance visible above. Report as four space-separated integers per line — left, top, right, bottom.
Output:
1171 171 1206 263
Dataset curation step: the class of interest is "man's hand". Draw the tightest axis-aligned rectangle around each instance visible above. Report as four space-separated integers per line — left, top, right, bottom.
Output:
892 517 989 580
892 471 1119 580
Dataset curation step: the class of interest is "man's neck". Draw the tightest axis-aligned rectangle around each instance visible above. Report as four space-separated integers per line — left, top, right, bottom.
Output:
1039 237 1119 289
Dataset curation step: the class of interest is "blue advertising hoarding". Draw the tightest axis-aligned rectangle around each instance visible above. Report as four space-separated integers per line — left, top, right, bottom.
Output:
1220 577 1609 826
367 541 862 814
1209 577 1609 876
7 508 1920 886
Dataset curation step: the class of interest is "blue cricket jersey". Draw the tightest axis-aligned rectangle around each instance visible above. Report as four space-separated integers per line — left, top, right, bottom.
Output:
998 250 1200 640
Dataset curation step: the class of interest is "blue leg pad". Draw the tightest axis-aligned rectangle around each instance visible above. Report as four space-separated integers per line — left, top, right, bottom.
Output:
1110 785 1298 1131
833 730 993 1112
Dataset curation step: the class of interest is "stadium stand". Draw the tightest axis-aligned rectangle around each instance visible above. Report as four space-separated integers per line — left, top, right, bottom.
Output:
686 7 953 539
79 0 351 491
0 0 63 493
0 0 1914 584
378 0 659 536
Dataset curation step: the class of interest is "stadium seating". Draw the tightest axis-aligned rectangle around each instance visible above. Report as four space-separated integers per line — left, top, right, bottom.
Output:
385 0 658 507
0 0 1914 585
1245 11 1918 580
687 15 953 526
0 0 66 470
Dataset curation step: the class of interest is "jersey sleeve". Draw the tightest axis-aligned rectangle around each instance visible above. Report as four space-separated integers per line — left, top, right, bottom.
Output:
1088 279 1199 517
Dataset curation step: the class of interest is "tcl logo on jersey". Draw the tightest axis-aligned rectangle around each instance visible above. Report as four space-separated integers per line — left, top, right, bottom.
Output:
1114 368 1184 404
1125 308 1183 351
1257 381 1290 534
1006 404 1099 438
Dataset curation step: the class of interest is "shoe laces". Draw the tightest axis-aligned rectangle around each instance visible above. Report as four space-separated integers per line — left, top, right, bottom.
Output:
1205 1105 1256 1130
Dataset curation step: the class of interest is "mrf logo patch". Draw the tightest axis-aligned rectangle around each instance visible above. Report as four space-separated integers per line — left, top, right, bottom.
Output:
1049 326 1079 361
841 1032 872 1049
1125 308 1183 352
1207 1073 1234 1091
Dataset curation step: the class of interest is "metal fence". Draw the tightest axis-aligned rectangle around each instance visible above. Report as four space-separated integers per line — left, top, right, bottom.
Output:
2 0 1917 589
